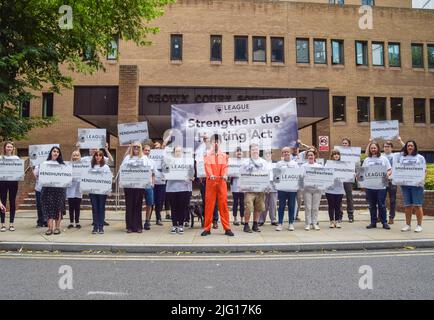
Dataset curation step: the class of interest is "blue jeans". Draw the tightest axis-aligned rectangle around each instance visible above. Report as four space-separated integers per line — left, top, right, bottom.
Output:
400 186 424 207
277 191 297 225
365 189 387 225
89 194 107 230
232 192 245 218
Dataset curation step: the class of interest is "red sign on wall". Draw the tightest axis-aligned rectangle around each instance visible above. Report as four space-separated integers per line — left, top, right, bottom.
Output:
319 136 329 151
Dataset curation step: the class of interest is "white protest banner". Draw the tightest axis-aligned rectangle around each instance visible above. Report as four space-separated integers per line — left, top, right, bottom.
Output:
196 160 206 178
334 146 361 163
71 160 91 181
370 120 399 141
119 164 152 189
227 158 247 177
325 160 356 183
303 167 335 190
273 166 303 191
0 159 25 181
239 171 271 192
117 121 149 146
162 158 195 181
392 162 426 187
357 165 388 189
316 158 325 166
171 98 299 152
149 150 165 170
78 128 106 149
39 162 73 188
80 169 113 195
29 144 60 167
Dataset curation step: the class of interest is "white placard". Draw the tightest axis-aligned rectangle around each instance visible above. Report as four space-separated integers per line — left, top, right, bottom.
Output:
119 164 152 189
149 150 164 170
164 147 194 159
239 171 271 192
392 162 426 187
357 165 388 189
29 144 60 167
303 167 335 190
227 158 247 177
39 162 73 188
71 160 91 181
162 158 195 180
117 121 149 146
325 160 356 183
196 160 206 178
316 158 325 166
334 146 361 163
273 166 303 191
78 128 106 149
371 120 399 141
80 169 113 195
0 159 25 181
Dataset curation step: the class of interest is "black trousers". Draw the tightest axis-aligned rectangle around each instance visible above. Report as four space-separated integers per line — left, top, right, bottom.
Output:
167 191 191 227
326 193 343 222
232 192 245 217
154 184 166 221
0 181 18 224
124 188 144 232
68 198 82 223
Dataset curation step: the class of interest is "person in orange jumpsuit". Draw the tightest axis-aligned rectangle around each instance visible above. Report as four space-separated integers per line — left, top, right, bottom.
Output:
201 134 234 237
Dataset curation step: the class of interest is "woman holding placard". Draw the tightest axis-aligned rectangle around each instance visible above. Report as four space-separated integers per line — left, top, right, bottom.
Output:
301 149 323 231
0 141 20 232
89 151 111 234
67 150 83 229
397 141 426 233
165 146 193 234
230 147 245 226
340 138 355 223
325 150 345 229
361 142 391 230
41 147 67 236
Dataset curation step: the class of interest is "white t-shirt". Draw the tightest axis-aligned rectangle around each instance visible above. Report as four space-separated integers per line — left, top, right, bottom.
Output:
1 155 20 160
395 154 426 166
301 162 324 192
382 152 400 167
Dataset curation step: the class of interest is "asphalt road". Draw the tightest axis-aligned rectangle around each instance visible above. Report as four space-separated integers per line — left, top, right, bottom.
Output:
0 249 433 300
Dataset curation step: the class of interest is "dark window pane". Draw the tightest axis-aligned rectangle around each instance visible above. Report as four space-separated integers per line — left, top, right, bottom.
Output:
356 41 368 66
329 0 344 4
107 39 118 60
333 96 346 122
374 97 386 121
296 38 309 63
332 40 344 65
372 42 384 66
388 43 401 67
361 0 375 5
314 39 327 64
234 36 248 61
253 36 266 62
20 100 30 118
170 35 182 61
271 37 284 63
357 97 370 122
210 35 222 61
412 44 424 68
428 45 434 68
391 98 403 123
42 93 53 117
414 98 426 123
430 99 434 124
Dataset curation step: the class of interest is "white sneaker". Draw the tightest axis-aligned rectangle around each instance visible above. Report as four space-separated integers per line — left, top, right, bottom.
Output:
304 225 310 231
335 223 342 229
415 225 423 233
329 222 335 228
314 224 320 231
275 224 283 231
401 225 411 232
170 227 177 234
178 227 184 234
288 224 295 231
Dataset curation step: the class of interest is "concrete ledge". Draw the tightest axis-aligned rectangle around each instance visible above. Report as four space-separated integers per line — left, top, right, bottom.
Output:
1 240 434 253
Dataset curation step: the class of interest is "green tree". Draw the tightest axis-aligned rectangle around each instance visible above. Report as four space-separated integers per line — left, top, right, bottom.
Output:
0 0 174 141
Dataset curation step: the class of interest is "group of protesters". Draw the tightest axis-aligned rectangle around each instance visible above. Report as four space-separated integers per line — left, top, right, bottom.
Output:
0 133 428 236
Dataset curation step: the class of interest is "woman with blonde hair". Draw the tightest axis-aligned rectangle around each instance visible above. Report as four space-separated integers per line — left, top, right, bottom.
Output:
66 150 83 229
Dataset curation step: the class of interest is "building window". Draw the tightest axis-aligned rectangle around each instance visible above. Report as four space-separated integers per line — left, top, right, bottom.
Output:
329 0 344 4
374 97 386 121
391 98 403 123
170 34 183 61
314 39 327 64
210 35 222 61
271 37 284 63
234 36 248 61
355 41 368 66
107 38 118 60
414 98 426 123
361 0 375 5
20 100 30 118
372 42 384 66
83 45 95 61
428 44 434 68
331 40 344 65
388 43 401 67
412 44 424 68
296 38 309 63
253 36 266 62
333 96 346 122
357 97 370 123
430 99 434 124
42 93 53 118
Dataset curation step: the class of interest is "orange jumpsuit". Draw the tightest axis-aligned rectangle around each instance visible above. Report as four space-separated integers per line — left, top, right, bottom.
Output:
203 151 231 232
